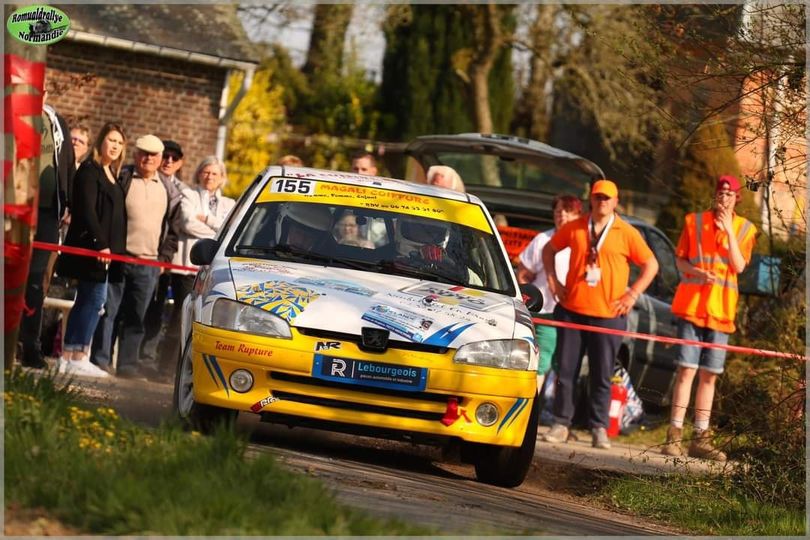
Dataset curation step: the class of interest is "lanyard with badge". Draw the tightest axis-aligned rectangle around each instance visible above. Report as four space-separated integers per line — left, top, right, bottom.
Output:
585 214 614 287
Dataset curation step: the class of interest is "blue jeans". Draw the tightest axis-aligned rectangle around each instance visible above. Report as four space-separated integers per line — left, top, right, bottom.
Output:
63 280 108 353
91 263 160 372
676 319 730 374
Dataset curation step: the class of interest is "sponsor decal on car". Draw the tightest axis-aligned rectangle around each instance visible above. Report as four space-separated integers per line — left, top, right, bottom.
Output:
296 277 375 297
233 259 296 275
236 280 320 322
315 341 341 351
401 282 508 311
258 178 492 232
361 303 434 342
216 340 275 359
312 354 428 392
250 394 280 413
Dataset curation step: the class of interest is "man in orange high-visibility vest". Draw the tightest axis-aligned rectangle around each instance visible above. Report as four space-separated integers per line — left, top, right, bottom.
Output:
663 175 757 461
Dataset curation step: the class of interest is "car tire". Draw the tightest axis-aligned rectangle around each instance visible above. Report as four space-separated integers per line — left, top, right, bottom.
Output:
469 396 539 488
172 336 237 433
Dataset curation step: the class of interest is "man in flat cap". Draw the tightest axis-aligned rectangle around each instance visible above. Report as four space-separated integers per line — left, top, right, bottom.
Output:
140 139 188 375
91 134 183 378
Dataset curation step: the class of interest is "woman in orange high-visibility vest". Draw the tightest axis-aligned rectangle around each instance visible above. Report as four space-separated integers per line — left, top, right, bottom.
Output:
662 175 757 461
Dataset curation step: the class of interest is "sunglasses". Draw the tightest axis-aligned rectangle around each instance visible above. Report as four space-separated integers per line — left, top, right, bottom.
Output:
162 153 181 162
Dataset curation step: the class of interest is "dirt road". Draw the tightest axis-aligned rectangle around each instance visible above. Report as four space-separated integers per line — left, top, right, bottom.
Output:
64 375 680 535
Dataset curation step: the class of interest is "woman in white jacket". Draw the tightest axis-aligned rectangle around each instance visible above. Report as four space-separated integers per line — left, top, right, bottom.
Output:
157 156 235 380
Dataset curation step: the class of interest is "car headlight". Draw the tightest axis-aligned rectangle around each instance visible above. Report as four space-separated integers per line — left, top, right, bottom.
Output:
211 298 291 339
453 339 531 370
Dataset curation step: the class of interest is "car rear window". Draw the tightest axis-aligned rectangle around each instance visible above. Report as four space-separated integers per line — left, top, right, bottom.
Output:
428 152 593 195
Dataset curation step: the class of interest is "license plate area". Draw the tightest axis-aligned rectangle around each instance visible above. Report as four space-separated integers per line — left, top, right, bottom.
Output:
312 354 427 392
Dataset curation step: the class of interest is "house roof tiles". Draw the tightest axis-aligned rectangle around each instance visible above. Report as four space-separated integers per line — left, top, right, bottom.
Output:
56 4 260 63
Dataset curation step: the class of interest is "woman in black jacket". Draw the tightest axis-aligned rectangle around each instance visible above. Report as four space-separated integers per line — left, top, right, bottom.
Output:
56 122 127 377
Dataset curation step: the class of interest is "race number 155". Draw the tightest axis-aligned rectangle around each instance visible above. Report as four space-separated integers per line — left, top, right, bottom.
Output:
272 178 314 194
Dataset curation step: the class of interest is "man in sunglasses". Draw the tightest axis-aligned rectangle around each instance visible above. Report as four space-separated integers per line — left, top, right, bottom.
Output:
541 180 659 450
141 140 189 377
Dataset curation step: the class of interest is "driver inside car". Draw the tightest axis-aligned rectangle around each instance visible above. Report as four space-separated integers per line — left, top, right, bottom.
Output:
276 203 332 251
395 219 483 286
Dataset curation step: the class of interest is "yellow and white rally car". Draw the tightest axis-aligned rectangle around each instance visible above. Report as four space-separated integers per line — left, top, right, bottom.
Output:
174 166 543 487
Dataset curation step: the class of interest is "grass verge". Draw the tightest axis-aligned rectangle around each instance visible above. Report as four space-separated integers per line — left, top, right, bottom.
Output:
539 425 805 536
4 367 430 535
599 474 805 536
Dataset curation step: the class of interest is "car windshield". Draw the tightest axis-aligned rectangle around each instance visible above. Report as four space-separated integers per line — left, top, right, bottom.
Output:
227 201 515 295
427 151 594 195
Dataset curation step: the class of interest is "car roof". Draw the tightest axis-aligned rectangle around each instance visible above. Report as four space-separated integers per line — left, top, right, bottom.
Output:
405 133 606 180
262 165 481 205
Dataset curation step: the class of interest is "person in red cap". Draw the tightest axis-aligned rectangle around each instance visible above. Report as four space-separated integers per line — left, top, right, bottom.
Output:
662 174 757 461
541 179 659 449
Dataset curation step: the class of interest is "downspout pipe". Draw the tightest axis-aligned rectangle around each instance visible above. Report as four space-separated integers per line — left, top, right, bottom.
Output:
215 66 255 161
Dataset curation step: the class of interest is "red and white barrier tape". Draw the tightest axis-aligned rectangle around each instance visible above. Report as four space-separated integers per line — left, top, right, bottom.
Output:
29 240 804 361
32 241 197 273
532 317 806 362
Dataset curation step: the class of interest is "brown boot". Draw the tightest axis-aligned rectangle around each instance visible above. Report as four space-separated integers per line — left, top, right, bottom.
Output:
688 429 727 462
661 426 685 457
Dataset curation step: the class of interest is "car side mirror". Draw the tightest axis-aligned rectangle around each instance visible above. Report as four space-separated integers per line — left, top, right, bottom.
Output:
519 283 544 312
190 238 219 266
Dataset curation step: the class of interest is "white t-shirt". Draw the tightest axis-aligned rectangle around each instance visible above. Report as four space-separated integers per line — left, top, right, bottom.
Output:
518 228 570 314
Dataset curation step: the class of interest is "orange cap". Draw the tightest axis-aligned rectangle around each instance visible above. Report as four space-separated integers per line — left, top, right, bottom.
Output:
591 179 618 199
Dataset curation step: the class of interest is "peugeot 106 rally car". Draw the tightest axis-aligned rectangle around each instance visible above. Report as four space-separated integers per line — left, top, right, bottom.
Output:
174 166 544 487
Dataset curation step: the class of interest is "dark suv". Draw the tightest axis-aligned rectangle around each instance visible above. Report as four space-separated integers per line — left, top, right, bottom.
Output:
405 133 681 406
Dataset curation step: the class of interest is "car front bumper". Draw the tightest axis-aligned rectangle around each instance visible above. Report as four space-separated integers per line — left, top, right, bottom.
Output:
191 323 537 446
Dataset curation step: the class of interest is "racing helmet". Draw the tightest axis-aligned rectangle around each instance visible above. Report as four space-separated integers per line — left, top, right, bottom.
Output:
395 217 450 258
276 202 332 247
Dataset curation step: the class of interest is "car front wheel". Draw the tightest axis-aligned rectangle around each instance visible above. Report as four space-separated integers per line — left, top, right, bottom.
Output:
172 336 237 433
467 396 539 488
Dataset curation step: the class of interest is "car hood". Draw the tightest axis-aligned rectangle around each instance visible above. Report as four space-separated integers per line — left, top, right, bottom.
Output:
220 258 535 349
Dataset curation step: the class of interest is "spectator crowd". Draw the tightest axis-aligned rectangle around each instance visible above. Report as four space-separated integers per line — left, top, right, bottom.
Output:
19 101 238 384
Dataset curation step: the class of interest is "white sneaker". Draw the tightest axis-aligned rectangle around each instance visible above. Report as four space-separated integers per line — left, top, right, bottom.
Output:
60 358 109 378
56 357 70 373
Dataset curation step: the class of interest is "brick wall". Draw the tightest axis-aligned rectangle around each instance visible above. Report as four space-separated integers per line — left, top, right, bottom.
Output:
46 40 227 185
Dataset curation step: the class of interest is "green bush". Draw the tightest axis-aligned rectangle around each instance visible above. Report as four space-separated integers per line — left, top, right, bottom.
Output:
716 277 806 509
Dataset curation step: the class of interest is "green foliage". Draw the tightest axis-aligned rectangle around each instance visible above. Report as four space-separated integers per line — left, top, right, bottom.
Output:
272 39 380 172
716 274 806 509
380 5 515 141
4 368 430 535
224 61 287 199
655 121 760 243
603 474 805 535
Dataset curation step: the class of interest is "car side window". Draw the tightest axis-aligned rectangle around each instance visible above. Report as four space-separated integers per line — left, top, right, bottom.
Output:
644 228 680 301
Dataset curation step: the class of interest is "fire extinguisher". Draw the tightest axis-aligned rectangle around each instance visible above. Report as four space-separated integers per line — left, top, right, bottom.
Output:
607 375 628 438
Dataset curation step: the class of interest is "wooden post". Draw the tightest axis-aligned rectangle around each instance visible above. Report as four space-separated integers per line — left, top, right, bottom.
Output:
4 4 46 369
